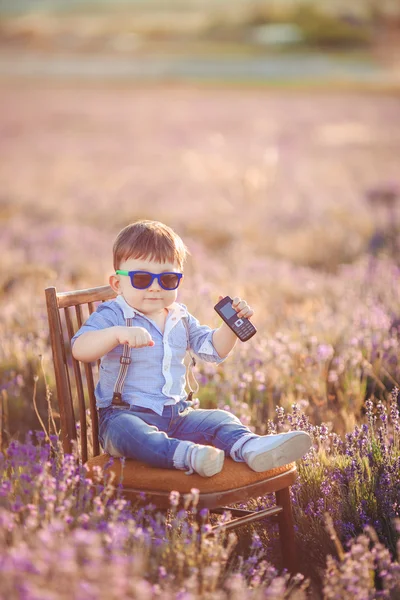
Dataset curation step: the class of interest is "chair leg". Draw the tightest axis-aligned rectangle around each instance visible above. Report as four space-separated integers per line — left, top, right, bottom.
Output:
276 487 299 574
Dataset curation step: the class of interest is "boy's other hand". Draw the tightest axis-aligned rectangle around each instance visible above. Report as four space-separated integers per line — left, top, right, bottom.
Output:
116 326 155 348
218 295 254 320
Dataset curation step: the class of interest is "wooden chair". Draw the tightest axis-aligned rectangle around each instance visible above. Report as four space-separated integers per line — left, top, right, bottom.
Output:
45 284 299 573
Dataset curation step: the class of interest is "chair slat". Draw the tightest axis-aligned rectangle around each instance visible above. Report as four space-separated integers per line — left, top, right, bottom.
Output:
65 306 88 464
60 319 75 443
75 304 100 457
88 302 102 371
45 287 77 453
88 364 100 457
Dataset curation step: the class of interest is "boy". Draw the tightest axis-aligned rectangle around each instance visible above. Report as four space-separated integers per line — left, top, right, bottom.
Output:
72 220 311 477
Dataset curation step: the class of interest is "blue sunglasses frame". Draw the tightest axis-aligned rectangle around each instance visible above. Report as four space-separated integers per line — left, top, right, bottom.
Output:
116 270 183 290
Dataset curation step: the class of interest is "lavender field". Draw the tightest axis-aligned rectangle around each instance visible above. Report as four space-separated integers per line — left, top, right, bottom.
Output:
1 83 400 598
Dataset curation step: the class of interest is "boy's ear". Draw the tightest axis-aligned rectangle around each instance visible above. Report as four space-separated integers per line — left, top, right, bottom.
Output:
109 273 121 294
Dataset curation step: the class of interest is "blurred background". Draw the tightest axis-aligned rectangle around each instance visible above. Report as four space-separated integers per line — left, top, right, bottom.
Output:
0 0 400 83
1 0 400 444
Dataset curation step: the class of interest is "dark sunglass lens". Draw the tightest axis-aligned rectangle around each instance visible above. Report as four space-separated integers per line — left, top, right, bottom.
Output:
131 273 152 288
160 274 179 289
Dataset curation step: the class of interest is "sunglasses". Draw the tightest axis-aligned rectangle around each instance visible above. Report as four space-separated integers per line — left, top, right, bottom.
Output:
116 270 183 290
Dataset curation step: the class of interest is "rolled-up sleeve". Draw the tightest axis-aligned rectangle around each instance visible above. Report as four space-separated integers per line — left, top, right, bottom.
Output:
71 302 119 346
186 312 226 364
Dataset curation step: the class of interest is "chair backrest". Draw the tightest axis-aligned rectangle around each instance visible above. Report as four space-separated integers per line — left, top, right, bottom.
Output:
45 285 116 462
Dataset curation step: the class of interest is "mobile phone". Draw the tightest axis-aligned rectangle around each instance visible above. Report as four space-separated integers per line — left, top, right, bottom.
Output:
214 296 257 342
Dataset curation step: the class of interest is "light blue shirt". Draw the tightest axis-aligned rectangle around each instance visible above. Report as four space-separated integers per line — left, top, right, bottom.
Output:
72 295 226 414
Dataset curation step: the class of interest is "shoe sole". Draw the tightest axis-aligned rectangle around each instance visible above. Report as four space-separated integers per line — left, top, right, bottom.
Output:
247 433 312 473
197 448 225 477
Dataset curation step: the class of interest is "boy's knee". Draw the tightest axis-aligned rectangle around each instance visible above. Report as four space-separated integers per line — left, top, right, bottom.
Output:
214 409 241 424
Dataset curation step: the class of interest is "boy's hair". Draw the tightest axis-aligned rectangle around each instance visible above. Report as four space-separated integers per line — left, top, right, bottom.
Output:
113 220 189 271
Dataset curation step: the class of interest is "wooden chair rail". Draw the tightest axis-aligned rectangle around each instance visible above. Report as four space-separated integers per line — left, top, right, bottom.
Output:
57 285 115 309
210 505 282 533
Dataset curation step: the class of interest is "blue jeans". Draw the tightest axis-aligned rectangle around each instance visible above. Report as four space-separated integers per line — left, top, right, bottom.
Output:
98 400 254 469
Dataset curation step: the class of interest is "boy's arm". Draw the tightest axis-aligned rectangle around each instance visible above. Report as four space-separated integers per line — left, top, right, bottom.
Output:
72 327 122 363
212 324 238 359
212 296 254 358
71 302 154 363
184 296 254 362
73 325 155 362
72 326 155 363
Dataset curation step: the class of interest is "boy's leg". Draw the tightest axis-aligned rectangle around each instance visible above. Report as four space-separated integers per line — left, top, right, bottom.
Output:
98 405 224 476
170 403 312 471
170 404 254 458
98 406 180 469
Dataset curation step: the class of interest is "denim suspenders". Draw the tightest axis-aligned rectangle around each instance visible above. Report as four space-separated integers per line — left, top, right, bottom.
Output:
111 317 199 408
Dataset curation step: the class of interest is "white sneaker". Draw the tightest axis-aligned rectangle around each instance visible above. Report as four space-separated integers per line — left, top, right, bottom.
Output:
242 431 312 472
185 444 225 477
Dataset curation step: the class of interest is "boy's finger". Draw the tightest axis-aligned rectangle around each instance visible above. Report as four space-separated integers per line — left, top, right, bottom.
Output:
232 297 241 308
148 340 155 346
238 309 253 318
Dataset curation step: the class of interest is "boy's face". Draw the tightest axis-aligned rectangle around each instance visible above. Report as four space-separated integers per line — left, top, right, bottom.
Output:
109 256 182 317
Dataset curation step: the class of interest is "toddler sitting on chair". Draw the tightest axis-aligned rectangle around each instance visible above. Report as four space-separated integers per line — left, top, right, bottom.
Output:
72 220 311 477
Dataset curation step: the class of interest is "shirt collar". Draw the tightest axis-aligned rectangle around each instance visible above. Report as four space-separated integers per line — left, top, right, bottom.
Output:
116 294 188 320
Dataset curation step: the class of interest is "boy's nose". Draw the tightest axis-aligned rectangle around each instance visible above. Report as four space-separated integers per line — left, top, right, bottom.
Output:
148 277 162 291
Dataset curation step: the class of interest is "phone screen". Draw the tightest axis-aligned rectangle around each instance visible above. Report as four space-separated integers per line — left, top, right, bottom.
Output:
220 302 237 320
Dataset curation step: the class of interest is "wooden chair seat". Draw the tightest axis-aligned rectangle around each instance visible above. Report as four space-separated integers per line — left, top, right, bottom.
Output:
45 284 300 572
87 454 296 509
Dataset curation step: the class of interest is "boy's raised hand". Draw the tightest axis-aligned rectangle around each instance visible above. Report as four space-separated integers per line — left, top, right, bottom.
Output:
117 326 155 348
218 296 254 319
